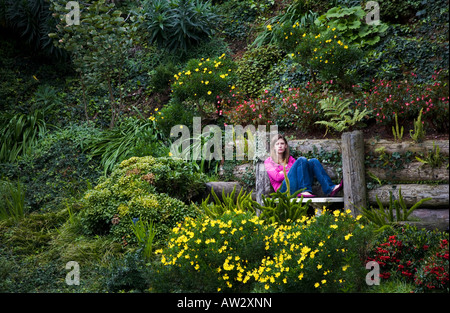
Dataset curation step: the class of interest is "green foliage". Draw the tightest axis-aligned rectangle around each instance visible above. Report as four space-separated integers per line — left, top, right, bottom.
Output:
315 96 371 135
361 188 431 232
316 5 388 47
235 45 284 98
410 108 426 143
142 0 219 54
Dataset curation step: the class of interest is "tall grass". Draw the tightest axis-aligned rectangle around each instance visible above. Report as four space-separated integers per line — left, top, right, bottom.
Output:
85 116 163 175
0 109 48 163
0 180 26 221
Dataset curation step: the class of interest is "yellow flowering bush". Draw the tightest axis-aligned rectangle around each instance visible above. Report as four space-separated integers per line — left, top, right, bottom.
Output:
152 209 373 292
273 21 362 88
171 54 237 104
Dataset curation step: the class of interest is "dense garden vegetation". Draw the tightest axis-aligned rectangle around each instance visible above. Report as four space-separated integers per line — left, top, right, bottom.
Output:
0 0 448 293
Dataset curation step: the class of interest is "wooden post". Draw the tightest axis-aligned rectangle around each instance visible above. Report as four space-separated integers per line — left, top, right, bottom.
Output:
255 161 272 205
341 130 367 216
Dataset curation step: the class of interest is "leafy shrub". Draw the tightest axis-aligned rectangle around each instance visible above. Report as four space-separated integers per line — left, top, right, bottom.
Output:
367 225 449 292
80 156 206 244
235 45 284 98
142 0 219 54
152 209 372 292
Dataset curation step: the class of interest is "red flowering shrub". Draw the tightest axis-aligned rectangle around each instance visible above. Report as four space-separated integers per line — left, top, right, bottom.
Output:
275 82 328 131
415 239 449 292
221 89 276 126
360 71 449 131
367 225 449 292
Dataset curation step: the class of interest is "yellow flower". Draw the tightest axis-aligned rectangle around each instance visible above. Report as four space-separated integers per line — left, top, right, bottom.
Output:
207 91 212 95
266 24 272 31
194 264 200 270
298 273 304 280
168 152 173 157
344 45 348 49
317 264 322 269
205 81 209 85
321 279 327 284
314 282 320 288
344 233 353 240
342 265 349 271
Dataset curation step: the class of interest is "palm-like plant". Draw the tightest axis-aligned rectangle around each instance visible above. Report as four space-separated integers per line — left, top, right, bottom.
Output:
143 0 219 53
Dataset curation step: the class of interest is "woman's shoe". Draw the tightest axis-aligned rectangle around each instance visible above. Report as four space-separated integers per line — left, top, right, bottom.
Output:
298 192 316 198
329 180 343 197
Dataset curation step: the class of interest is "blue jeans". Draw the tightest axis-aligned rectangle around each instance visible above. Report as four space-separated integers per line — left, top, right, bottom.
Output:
279 157 336 196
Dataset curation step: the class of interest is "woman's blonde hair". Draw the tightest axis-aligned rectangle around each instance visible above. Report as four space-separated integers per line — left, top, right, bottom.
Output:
270 134 290 165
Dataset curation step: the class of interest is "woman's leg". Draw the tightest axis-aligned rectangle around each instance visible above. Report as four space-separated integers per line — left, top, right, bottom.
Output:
279 157 313 195
307 158 336 195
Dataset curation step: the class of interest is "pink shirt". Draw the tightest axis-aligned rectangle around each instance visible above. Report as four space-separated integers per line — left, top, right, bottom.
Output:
264 156 296 191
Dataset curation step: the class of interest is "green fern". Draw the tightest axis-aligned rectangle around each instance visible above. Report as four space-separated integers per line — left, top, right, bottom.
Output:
315 96 371 135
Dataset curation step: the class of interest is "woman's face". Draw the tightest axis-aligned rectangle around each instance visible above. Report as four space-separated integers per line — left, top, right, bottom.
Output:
274 138 287 155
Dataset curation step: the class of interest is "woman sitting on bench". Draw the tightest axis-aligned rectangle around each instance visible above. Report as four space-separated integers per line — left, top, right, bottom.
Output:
264 134 343 198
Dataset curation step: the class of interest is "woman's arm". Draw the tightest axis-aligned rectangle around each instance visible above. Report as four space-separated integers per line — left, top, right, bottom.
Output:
264 158 286 183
